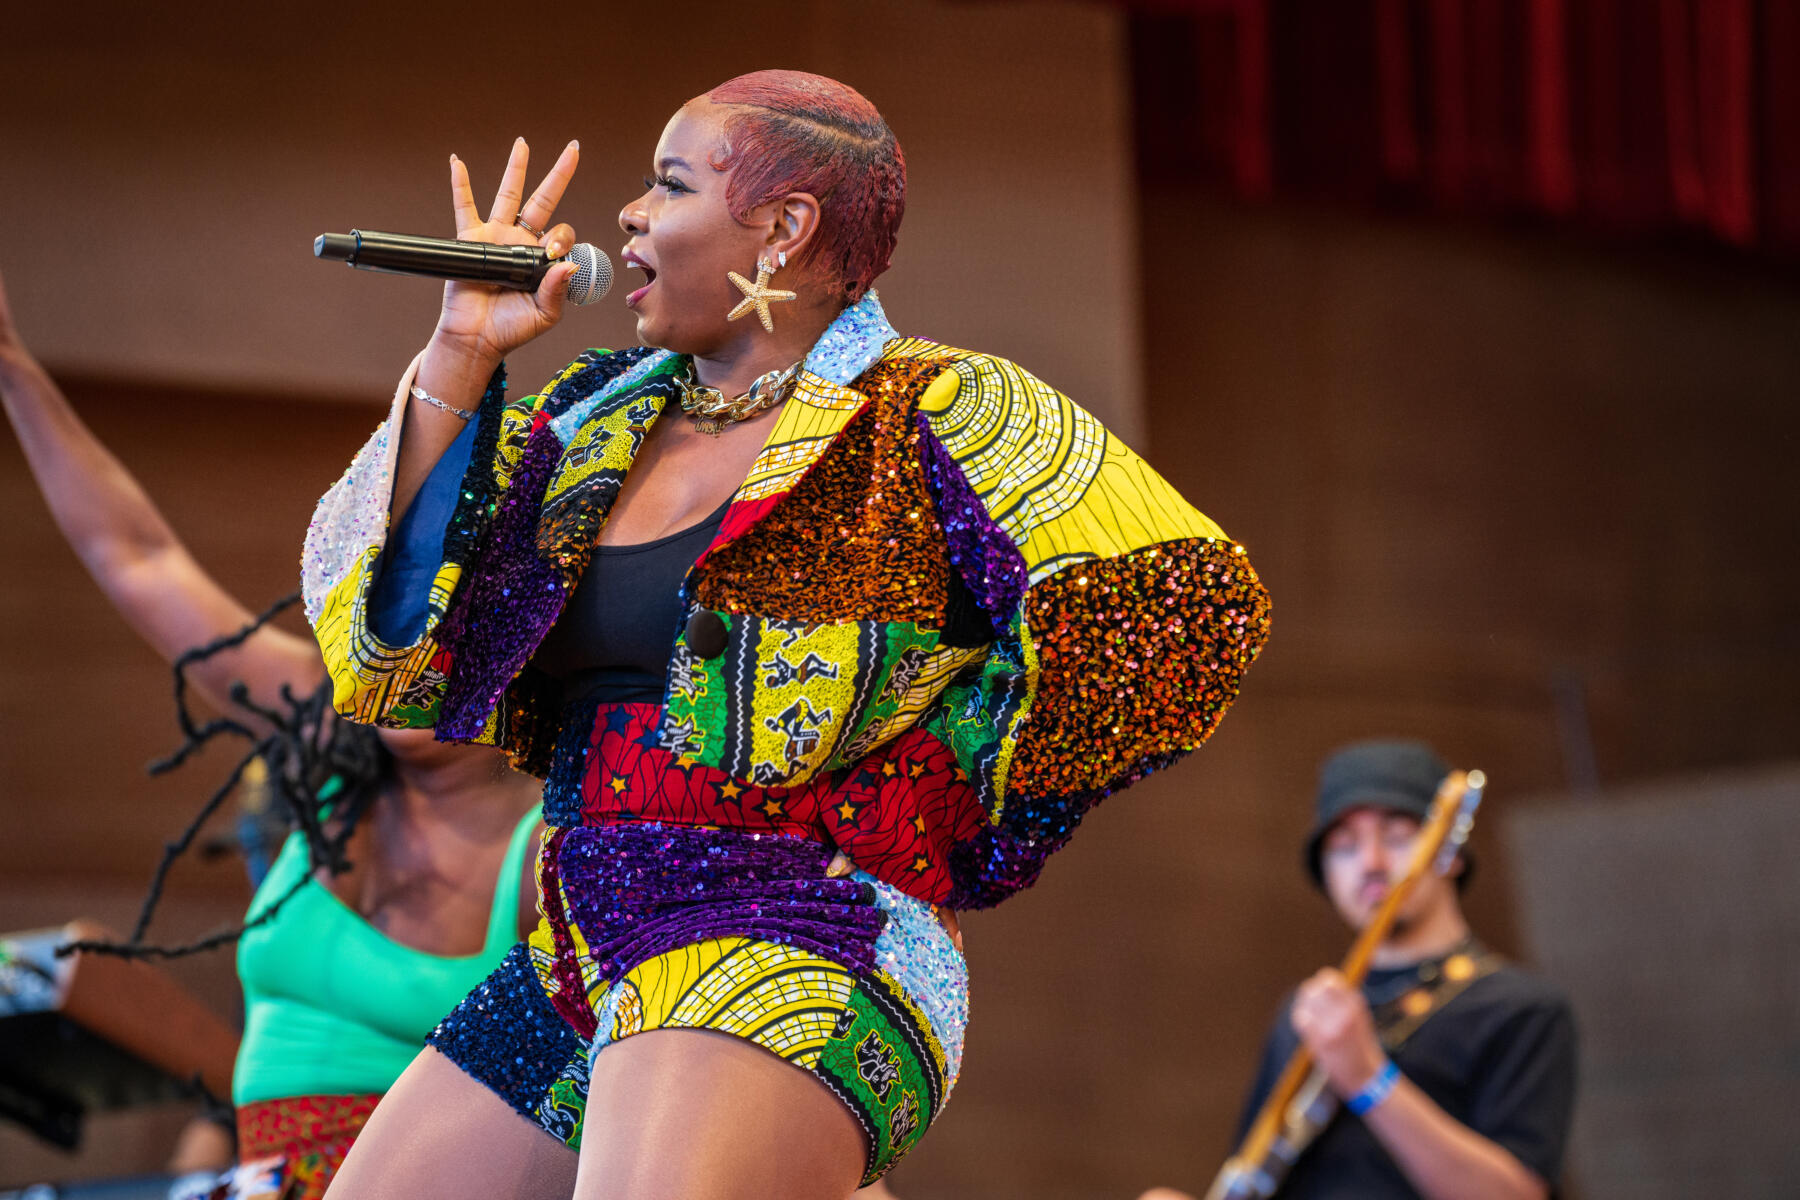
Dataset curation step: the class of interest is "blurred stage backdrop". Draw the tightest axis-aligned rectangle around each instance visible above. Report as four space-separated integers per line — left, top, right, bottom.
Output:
2 2 1796 1197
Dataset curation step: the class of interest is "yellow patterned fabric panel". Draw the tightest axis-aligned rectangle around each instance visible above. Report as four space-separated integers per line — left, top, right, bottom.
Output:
525 914 568 1008
599 938 858 1070
914 354 1226 582
880 336 966 366
746 621 865 779
729 340 948 507
311 545 459 729
544 394 660 502
843 643 990 761
493 401 544 491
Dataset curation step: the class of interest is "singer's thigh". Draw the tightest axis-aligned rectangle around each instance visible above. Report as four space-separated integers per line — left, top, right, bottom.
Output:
573 1028 866 1200
324 1046 578 1200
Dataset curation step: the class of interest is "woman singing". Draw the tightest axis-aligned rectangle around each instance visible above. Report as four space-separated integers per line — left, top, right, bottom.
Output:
307 70 1270 1199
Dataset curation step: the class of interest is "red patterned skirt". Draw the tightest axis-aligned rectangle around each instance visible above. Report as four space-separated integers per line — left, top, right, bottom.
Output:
233 1093 381 1200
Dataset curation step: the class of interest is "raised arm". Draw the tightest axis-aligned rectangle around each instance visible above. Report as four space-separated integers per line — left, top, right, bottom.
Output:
0 265 322 717
391 138 582 521
303 139 595 742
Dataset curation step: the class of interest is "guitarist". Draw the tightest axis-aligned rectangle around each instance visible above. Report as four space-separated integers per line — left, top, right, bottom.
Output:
1145 740 1578 1200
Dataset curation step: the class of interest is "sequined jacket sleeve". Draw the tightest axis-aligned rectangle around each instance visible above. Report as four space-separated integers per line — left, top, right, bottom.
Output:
302 348 640 770
908 353 1272 907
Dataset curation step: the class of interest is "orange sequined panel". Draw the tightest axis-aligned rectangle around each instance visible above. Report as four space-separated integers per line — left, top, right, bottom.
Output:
696 358 955 626
1008 539 1272 799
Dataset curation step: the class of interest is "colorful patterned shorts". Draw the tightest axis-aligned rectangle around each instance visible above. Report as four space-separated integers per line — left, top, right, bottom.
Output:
428 823 968 1184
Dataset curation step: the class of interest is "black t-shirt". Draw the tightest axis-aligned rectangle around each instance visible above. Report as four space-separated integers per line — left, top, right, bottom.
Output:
1234 951 1578 1198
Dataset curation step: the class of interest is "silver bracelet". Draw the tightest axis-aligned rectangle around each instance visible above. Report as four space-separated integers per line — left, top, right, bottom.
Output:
409 383 478 422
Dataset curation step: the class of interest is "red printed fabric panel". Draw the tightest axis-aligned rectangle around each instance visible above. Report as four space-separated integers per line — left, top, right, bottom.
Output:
815 726 990 904
567 703 986 904
572 703 831 838
235 1093 381 1200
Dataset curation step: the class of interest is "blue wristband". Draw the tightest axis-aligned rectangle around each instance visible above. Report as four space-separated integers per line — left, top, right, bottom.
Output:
1346 1059 1401 1115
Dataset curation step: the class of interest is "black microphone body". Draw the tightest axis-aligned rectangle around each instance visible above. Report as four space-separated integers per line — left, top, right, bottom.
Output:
315 230 554 287
313 230 612 303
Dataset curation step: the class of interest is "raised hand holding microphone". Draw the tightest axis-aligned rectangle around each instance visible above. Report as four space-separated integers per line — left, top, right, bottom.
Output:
395 137 582 519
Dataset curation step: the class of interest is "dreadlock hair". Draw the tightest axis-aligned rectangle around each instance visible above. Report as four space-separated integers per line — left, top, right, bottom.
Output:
57 592 390 961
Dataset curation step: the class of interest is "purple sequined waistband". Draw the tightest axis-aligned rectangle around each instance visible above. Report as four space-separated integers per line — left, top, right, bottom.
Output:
537 822 889 1038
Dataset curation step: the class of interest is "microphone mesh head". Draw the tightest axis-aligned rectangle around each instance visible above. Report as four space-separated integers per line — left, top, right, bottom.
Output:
565 244 613 305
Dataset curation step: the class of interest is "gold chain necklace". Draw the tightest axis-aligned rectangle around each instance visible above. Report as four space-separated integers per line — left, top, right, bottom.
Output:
676 360 801 436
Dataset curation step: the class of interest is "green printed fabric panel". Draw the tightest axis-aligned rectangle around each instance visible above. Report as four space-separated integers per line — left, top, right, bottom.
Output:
921 612 1033 822
814 974 943 1183
661 606 731 766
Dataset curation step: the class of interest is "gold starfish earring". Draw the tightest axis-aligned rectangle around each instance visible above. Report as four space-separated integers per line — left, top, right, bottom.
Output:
726 254 797 333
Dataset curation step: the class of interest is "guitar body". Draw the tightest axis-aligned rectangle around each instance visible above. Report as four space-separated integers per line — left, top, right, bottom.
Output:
1207 1067 1334 1198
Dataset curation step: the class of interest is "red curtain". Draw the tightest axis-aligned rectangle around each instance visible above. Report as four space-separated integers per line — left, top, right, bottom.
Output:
1116 0 1800 257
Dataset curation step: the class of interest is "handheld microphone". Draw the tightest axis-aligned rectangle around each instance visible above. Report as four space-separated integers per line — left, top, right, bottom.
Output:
313 230 613 305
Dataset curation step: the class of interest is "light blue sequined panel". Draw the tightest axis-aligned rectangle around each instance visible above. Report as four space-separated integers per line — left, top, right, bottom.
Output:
862 869 971 1087
589 984 628 1057
303 416 394 622
549 349 677 443
804 291 899 385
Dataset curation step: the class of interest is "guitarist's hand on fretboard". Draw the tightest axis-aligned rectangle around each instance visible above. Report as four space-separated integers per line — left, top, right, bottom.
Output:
1290 967 1388 1098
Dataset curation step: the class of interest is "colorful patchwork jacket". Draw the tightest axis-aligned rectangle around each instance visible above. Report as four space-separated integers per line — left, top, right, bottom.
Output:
302 294 1270 909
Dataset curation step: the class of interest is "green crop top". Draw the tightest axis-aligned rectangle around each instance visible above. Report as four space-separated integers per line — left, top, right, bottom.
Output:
232 809 538 1105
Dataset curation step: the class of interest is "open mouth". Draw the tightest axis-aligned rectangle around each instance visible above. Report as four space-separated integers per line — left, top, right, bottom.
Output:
625 259 657 308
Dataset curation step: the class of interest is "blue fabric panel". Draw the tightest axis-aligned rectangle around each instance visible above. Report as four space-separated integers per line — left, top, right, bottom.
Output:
369 419 478 644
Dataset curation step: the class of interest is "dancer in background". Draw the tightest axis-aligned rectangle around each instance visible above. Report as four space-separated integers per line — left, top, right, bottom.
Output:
1141 741 1577 1200
309 69 1269 1199
0 263 548 1199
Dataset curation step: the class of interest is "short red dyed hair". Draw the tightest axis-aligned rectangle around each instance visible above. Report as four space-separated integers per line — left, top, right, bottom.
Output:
704 70 906 303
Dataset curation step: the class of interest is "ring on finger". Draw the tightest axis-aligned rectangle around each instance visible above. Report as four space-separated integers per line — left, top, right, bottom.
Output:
514 214 545 237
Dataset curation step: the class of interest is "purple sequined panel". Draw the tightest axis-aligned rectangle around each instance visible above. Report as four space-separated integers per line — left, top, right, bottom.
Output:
437 417 571 739
946 825 1057 910
945 746 1190 909
914 412 1029 633
549 824 888 1016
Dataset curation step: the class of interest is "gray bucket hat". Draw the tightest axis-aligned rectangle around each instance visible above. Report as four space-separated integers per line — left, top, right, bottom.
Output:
1305 739 1469 889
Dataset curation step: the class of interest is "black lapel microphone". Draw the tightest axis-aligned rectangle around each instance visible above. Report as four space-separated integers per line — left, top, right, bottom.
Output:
313 230 613 305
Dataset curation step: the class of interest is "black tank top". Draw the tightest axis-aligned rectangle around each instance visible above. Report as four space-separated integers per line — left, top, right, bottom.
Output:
534 498 731 705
